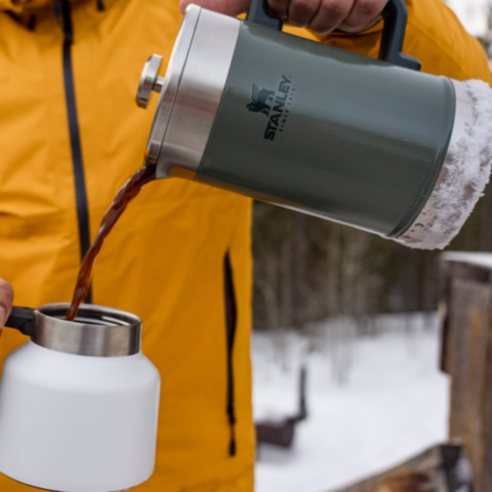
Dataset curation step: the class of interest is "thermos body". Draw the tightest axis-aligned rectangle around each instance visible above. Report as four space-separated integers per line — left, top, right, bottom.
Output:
196 21 456 238
0 304 161 492
139 4 475 245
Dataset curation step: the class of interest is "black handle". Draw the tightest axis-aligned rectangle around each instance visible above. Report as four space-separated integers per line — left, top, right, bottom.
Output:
380 0 421 70
5 306 36 337
246 0 421 71
246 0 282 30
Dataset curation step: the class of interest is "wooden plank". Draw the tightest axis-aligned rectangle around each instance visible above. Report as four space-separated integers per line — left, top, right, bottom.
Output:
440 258 491 374
439 255 492 492
329 444 469 492
446 277 492 492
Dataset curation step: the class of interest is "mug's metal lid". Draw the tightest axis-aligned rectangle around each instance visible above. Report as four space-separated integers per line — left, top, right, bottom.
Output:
136 5 240 178
32 303 142 358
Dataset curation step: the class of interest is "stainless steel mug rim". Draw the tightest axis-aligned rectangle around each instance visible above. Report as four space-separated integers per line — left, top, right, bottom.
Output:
32 303 142 358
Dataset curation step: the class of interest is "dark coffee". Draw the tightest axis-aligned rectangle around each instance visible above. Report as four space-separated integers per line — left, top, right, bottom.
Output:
66 165 156 321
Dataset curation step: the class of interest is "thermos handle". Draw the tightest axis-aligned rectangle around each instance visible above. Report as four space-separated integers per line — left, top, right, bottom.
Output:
380 0 421 70
246 0 421 71
4 306 36 337
246 0 283 30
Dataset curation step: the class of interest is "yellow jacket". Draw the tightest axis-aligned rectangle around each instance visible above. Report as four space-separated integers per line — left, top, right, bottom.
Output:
0 0 489 491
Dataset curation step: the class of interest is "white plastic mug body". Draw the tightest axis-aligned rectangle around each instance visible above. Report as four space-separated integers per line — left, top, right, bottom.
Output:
0 340 160 492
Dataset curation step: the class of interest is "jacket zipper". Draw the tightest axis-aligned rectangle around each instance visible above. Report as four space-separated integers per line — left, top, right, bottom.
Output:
58 0 92 303
224 252 237 456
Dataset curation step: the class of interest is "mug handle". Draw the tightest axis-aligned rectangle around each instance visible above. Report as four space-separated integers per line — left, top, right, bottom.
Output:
246 0 283 30
5 306 36 337
246 0 421 71
380 0 421 70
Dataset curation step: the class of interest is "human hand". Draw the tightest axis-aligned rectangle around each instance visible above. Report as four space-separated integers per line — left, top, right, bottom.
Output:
179 0 390 34
0 278 13 327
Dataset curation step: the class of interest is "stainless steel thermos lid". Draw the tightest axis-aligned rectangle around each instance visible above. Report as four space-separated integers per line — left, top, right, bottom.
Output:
137 5 239 178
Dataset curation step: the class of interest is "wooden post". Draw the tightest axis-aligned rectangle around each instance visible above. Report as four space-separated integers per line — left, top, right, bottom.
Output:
440 252 492 492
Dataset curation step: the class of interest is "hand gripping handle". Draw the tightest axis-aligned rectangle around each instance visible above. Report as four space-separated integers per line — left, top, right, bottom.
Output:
5 306 36 337
246 0 421 71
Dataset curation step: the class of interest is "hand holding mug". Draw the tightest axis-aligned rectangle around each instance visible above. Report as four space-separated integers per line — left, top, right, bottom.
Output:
179 0 390 34
0 278 13 327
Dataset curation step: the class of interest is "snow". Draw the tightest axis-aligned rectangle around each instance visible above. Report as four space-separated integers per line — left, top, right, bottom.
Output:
253 313 449 492
447 0 489 36
397 79 492 250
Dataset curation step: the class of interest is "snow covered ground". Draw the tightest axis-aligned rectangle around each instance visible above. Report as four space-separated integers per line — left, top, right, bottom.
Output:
252 313 450 492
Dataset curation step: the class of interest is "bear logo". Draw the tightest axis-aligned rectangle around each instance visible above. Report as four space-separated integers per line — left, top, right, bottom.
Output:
246 84 274 116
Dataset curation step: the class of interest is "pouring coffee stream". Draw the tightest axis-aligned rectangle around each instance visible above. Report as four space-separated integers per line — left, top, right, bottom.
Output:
65 165 156 321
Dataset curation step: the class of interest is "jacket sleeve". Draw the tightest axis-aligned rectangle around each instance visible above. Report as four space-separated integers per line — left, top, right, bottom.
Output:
311 0 492 84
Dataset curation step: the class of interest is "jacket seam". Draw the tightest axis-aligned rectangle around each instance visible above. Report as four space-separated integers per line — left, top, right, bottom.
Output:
224 251 237 457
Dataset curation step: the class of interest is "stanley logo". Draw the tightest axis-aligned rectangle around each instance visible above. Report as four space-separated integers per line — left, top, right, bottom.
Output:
246 75 294 141
246 85 274 116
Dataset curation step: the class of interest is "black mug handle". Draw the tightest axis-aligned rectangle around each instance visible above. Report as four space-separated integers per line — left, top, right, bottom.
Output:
246 0 421 71
4 306 36 337
380 0 421 70
246 0 283 30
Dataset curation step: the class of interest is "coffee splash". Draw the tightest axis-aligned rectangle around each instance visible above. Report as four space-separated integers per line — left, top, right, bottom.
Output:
66 165 156 321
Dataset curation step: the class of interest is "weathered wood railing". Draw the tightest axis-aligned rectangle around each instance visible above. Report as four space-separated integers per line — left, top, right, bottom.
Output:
439 252 492 492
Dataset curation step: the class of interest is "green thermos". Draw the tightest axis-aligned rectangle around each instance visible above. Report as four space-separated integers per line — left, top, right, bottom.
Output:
136 0 491 250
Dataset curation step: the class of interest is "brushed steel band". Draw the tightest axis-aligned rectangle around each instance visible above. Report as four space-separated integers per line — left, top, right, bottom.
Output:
32 304 142 357
396 79 474 244
146 5 240 178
